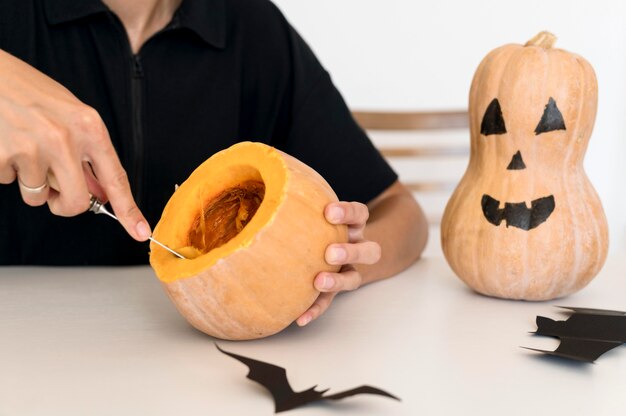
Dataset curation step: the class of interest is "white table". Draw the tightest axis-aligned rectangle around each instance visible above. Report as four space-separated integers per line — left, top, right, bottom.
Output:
1 256 625 415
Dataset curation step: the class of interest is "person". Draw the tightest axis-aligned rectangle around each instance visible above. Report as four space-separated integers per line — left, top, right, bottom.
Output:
0 0 428 326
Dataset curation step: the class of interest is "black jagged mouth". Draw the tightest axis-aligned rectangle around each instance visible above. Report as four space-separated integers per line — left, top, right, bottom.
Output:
481 194 555 231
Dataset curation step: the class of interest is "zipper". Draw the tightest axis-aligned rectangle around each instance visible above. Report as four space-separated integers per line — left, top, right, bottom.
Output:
130 54 144 206
107 11 178 211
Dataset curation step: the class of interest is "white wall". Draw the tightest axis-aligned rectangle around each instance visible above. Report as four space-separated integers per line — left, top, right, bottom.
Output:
273 0 626 252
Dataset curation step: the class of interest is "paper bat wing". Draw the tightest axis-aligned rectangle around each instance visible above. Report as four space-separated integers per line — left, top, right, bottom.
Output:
556 306 626 316
323 385 401 402
524 338 623 362
216 344 296 401
217 344 400 413
554 337 623 362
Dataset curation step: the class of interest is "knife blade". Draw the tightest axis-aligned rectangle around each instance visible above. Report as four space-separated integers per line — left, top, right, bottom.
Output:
88 197 186 259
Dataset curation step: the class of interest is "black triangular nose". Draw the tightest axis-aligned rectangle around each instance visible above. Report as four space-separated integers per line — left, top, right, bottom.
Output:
507 151 526 170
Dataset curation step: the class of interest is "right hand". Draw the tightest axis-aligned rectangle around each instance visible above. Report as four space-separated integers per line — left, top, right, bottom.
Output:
0 49 151 241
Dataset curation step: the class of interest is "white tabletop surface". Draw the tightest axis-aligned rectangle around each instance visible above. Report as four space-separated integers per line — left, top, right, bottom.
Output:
1 255 625 416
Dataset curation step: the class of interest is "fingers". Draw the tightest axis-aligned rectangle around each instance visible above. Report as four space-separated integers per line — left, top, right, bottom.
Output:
325 201 369 225
314 266 362 292
296 292 337 327
86 125 150 241
326 241 381 265
296 266 363 327
0 164 16 185
44 134 92 215
325 201 369 240
46 157 91 215
81 161 106 202
11 141 50 206
297 201 375 329
17 175 50 206
55 109 146 240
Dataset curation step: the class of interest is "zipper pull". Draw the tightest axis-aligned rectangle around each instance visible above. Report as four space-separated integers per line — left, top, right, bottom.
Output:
133 55 144 79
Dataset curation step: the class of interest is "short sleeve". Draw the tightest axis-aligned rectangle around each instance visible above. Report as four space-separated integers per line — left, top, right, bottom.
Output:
278 23 398 204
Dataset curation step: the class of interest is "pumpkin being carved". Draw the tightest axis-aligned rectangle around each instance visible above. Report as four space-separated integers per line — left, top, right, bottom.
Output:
150 142 348 340
441 31 608 300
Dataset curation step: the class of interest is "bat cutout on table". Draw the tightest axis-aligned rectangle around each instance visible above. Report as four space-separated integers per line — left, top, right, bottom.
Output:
216 344 400 413
523 306 626 362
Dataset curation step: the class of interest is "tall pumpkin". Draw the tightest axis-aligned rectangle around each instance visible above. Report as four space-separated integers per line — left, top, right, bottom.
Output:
150 142 348 340
441 32 608 300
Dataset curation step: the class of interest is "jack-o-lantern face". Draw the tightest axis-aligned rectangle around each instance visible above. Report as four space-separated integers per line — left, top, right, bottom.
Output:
478 97 566 230
441 31 608 301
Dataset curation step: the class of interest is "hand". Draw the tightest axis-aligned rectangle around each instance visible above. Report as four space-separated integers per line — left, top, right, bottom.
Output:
296 201 381 326
0 49 150 241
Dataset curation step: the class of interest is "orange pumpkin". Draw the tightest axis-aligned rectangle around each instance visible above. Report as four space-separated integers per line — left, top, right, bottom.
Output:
441 32 608 300
150 142 348 340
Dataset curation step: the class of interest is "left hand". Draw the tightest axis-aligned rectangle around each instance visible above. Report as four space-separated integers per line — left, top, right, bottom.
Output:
296 201 381 326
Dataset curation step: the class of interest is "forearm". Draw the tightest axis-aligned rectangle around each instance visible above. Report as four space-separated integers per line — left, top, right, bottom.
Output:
357 181 428 284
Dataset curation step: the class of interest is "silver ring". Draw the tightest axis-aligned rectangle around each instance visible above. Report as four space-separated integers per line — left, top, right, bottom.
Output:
18 178 49 194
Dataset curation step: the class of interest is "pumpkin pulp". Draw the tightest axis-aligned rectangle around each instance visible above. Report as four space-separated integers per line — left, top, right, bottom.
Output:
188 180 265 257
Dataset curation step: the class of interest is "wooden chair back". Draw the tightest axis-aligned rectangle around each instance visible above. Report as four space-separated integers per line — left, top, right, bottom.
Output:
353 110 470 256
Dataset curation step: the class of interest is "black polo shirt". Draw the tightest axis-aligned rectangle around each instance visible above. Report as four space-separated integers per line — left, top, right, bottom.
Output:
0 0 397 265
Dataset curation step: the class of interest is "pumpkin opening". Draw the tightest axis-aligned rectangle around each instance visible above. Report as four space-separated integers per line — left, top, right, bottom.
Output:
152 145 291 282
188 180 266 255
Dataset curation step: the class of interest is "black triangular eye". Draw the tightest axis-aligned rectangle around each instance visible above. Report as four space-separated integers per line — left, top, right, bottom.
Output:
480 98 507 135
535 97 566 135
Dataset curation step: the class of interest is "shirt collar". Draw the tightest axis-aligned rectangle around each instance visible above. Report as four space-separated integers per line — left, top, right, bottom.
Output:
44 0 108 24
175 0 226 49
44 0 226 49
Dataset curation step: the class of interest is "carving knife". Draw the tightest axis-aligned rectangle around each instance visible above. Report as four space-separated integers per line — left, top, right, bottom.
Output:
46 172 186 259
87 196 186 259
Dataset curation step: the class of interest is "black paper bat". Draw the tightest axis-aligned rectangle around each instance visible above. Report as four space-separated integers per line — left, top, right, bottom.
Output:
523 306 626 362
216 344 400 413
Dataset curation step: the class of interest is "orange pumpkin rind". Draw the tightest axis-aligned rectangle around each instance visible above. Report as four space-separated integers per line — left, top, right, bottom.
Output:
150 142 348 339
441 32 608 301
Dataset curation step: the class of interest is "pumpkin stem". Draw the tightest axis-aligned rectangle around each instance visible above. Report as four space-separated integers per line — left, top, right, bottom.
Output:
525 31 557 49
